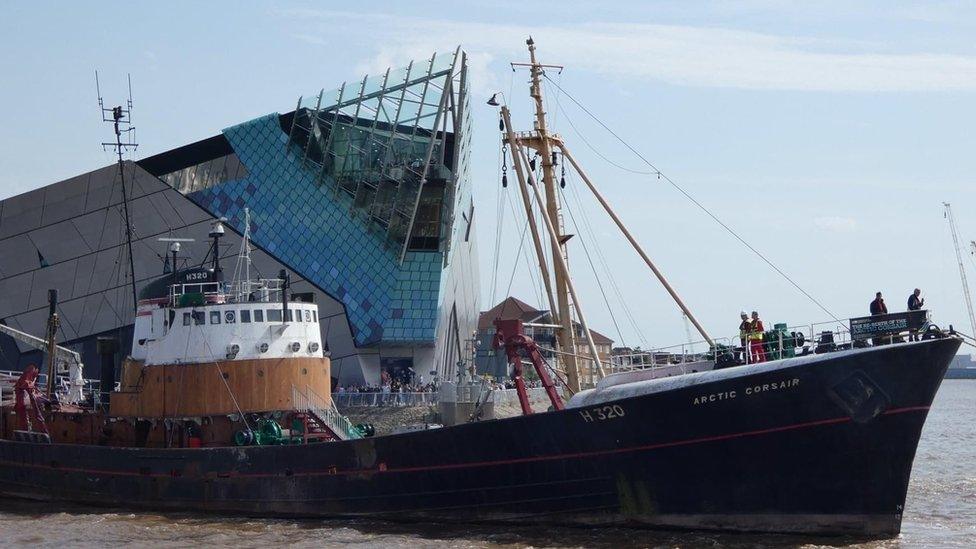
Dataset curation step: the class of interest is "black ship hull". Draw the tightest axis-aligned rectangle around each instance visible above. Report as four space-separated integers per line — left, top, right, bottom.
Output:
0 338 959 537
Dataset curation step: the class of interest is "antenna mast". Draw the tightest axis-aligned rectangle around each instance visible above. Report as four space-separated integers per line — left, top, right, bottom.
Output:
96 72 139 314
232 208 254 299
504 38 604 392
944 202 976 337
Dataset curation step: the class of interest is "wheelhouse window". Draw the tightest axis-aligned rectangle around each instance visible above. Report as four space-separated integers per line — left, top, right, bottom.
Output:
254 309 264 322
241 310 251 323
183 312 191 326
210 311 221 325
295 309 303 322
267 309 282 322
192 311 205 325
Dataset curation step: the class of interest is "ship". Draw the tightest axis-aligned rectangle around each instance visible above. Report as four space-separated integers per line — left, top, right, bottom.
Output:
0 39 962 538
945 354 976 379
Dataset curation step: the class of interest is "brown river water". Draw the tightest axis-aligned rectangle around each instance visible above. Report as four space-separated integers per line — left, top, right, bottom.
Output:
0 381 973 548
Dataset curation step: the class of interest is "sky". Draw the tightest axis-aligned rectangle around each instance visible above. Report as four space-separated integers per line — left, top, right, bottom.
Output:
1 1 975 353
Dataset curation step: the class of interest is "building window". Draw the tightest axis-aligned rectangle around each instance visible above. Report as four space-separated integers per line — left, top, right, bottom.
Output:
464 203 474 242
183 313 191 326
267 309 282 322
254 309 264 322
241 310 251 323
210 311 221 325
408 184 444 251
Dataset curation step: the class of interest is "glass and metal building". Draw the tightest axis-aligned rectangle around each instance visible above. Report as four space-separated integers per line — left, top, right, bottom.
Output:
0 50 479 385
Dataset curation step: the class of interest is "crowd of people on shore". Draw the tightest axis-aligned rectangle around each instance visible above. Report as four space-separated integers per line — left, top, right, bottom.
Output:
334 378 546 395
334 381 438 394
492 379 545 390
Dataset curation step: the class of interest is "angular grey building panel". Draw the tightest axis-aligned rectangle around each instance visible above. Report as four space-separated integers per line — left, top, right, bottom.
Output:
1 52 480 387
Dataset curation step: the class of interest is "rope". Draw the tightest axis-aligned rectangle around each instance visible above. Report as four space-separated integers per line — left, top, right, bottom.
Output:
564 167 649 346
490 140 506 304
504 184 547 309
558 185 627 347
200 331 252 434
504 217 530 299
544 74 841 323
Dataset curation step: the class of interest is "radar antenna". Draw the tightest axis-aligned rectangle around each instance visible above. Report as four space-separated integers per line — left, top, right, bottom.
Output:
96 72 139 314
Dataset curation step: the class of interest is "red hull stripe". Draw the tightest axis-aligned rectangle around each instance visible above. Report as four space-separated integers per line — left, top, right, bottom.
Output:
0 406 930 480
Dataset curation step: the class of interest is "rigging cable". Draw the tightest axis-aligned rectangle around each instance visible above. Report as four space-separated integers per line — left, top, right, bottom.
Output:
503 215 531 299
504 191 547 309
489 139 507 304
563 164 649 346
558 184 627 348
545 74 841 322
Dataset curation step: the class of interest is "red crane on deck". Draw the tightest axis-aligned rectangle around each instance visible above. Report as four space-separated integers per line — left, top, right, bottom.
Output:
492 318 565 415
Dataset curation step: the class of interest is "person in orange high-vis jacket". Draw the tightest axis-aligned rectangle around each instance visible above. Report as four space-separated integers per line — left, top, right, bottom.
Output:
749 311 767 363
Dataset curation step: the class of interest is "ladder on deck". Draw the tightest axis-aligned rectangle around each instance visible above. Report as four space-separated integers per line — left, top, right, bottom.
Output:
292 385 362 442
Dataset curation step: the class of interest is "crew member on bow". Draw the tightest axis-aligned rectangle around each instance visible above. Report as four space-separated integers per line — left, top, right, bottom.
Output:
749 311 767 363
738 311 751 362
870 292 888 315
908 288 925 341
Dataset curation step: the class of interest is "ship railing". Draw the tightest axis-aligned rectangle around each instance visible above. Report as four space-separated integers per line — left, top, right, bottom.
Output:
0 370 116 408
222 279 286 304
292 385 363 440
167 279 287 307
168 282 225 307
0 372 15 406
332 391 440 408
607 319 902 372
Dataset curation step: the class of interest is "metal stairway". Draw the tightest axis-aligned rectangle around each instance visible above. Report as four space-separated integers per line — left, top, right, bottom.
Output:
292 385 362 441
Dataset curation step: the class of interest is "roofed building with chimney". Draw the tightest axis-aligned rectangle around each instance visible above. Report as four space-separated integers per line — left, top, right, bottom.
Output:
474 296 613 387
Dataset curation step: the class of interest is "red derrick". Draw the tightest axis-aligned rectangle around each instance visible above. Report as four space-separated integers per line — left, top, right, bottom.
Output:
492 318 564 415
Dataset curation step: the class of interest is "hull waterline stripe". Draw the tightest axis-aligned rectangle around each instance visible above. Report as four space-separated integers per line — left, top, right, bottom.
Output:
0 406 930 480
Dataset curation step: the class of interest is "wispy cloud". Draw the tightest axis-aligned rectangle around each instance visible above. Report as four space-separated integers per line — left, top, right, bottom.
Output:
814 216 858 232
279 9 976 93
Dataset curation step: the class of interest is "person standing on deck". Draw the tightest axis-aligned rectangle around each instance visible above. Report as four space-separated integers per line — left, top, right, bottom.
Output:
908 289 924 311
749 311 767 363
870 292 888 316
738 311 751 362
908 289 925 341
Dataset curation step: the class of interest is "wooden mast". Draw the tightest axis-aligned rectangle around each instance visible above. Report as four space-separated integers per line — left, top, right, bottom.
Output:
511 37 603 392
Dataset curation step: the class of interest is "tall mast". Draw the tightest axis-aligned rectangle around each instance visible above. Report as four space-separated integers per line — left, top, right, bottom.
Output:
97 72 139 314
944 202 976 337
494 37 715 387
506 38 604 392
523 38 581 390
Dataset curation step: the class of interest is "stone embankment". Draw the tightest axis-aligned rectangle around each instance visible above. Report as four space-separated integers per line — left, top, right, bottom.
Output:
339 390 559 435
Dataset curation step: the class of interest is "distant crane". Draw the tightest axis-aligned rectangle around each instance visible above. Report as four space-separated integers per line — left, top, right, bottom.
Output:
943 202 976 338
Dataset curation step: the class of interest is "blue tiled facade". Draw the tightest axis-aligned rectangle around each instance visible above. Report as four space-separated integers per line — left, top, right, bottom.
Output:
189 114 442 346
